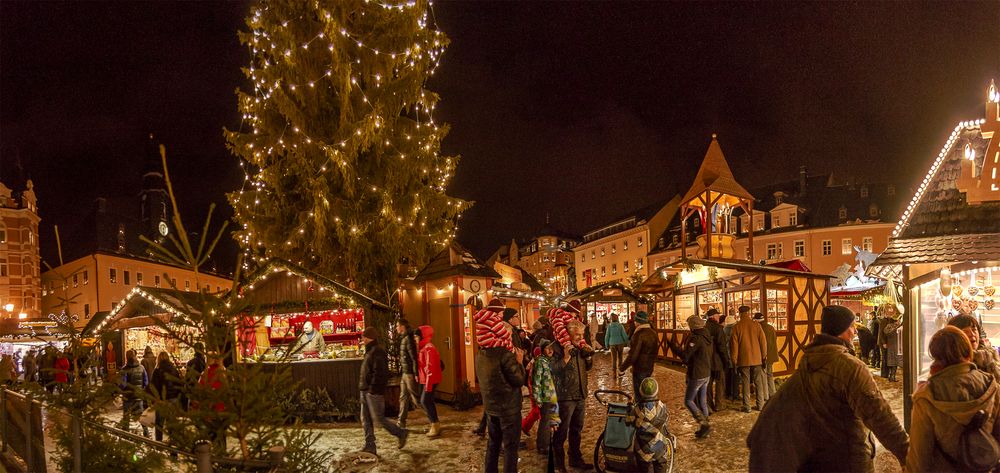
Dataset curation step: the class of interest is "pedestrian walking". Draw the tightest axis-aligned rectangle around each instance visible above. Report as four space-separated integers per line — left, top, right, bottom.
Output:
747 305 908 472
667 315 713 438
358 327 408 455
704 308 731 411
183 343 207 410
589 314 602 351
552 320 593 472
23 349 36 383
53 350 70 390
531 338 560 455
119 349 149 437
604 313 629 379
395 318 425 430
906 326 1000 472
0 355 16 386
730 305 767 412
475 299 526 473
596 317 607 353
628 377 674 473
417 325 443 437
754 312 778 400
149 351 182 442
947 314 1000 381
620 311 658 397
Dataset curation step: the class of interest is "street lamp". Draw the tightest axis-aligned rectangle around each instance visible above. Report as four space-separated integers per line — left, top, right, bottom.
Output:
4 303 13 312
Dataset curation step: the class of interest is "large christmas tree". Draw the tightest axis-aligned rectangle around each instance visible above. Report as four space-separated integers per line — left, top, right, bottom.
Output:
227 0 469 299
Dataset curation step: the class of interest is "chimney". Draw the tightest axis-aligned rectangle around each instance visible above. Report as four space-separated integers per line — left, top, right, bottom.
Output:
799 166 807 195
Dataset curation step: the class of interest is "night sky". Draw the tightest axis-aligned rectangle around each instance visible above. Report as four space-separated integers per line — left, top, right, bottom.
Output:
3 2 998 271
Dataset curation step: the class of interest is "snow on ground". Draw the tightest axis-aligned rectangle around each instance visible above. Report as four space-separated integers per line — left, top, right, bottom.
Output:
322 353 906 473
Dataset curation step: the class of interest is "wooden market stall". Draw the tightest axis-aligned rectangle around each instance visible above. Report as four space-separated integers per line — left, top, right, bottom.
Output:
399 242 501 401
570 281 648 325
238 259 394 406
868 81 1000 427
490 261 547 327
638 258 830 375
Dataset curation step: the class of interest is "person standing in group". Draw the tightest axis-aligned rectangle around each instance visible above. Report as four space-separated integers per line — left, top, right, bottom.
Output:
754 313 778 400
149 351 182 442
417 325 443 438
868 311 882 369
604 313 629 379
947 314 1000 380
199 354 228 451
704 308 730 412
856 317 877 366
23 349 36 383
620 311 658 397
625 312 637 338
503 308 532 357
877 310 891 379
531 338 560 456
596 316 607 354
119 349 149 436
183 342 208 410
552 320 594 473
747 305 908 472
53 350 70 390
358 327 408 455
906 326 1000 472
532 315 555 350
628 377 674 473
882 307 902 382
141 346 157 381
0 355 16 386
475 302 526 473
395 318 425 430
731 305 768 412
667 315 713 438
589 314 602 351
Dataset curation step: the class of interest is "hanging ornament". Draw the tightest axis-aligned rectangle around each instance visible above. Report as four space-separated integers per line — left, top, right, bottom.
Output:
952 284 964 298
986 299 996 310
969 286 980 297
940 268 952 297
986 286 996 297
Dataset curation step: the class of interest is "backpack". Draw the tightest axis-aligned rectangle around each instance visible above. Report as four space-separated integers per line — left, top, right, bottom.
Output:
940 409 1000 472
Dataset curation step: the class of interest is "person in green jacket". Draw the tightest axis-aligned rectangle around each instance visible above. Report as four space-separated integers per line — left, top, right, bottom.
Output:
604 313 629 379
532 338 561 454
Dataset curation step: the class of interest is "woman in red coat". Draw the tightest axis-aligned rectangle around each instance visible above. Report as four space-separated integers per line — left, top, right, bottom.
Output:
417 325 442 437
53 351 70 386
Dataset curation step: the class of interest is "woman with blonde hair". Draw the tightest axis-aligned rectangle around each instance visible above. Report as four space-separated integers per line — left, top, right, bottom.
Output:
906 326 1000 472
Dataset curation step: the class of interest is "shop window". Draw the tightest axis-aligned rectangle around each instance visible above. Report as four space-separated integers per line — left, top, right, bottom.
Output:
124 271 131 285
794 240 805 257
675 294 694 329
656 300 674 330
110 268 117 283
822 240 832 256
842 238 853 255
863 237 873 252
726 289 760 321
137 272 143 285
766 288 789 330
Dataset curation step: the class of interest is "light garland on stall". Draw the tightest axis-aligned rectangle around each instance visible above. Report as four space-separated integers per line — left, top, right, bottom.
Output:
893 118 987 238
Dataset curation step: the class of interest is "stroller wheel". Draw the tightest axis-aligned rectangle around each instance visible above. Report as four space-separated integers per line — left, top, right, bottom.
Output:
593 432 608 473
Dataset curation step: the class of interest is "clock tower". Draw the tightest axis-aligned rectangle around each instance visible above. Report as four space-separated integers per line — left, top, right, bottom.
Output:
140 133 170 240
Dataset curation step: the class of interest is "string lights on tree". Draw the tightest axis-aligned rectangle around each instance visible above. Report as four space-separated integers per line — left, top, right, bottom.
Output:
226 0 470 298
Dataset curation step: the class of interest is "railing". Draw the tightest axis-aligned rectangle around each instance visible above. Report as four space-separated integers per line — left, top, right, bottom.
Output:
0 388 284 473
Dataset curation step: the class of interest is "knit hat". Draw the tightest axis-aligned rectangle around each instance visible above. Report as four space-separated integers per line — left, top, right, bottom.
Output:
362 327 379 341
487 298 506 311
687 315 706 330
538 338 555 351
752 313 765 322
502 308 518 323
738 305 751 314
638 377 659 401
704 308 720 318
533 346 542 357
821 305 856 336
565 299 582 315
537 316 550 326
634 311 650 325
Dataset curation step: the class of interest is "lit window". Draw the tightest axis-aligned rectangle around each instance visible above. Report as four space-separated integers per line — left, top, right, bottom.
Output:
137 272 143 285
84 304 90 319
110 268 117 283
611 244 616 254
822 240 832 256
623 241 628 250
155 275 161 287
601 247 605 256
612 264 617 275
73 274 79 288
601 267 606 277
624 260 629 272
185 280 191 291
842 238 853 255
637 236 643 247
766 243 779 260
591 250 595 260
83 270 88 285
773 214 780 228
794 240 805 257
863 237 873 252
636 259 643 270
0 230 5 243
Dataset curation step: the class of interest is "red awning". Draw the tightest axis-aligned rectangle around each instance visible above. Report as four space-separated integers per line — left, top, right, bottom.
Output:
766 259 812 273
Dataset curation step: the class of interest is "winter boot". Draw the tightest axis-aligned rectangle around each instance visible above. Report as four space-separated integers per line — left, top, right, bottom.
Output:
695 419 711 439
426 422 441 437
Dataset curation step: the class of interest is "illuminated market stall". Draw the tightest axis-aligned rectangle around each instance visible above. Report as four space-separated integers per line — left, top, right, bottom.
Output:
570 281 647 325
868 81 1000 427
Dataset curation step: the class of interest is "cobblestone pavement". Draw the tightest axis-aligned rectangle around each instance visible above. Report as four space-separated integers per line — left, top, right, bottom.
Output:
321 352 906 472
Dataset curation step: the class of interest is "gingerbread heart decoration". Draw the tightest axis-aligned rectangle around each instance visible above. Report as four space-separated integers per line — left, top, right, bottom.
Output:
969 286 980 297
953 298 963 310
986 286 996 297
969 300 979 311
953 285 964 297
986 299 995 310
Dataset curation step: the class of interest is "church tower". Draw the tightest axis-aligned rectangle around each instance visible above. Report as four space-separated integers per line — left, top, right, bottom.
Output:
140 133 170 240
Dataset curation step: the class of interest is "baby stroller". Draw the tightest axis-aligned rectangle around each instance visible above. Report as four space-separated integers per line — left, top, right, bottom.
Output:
593 389 676 473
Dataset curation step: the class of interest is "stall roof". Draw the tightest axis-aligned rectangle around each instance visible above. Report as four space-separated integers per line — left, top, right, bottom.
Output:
638 257 833 294
680 135 755 207
571 281 647 304
243 259 390 310
517 267 547 293
412 241 501 282
99 287 218 333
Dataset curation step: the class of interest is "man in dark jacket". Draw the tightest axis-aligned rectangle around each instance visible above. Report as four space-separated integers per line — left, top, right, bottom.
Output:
476 326 526 473
747 305 908 472
754 313 778 400
359 327 408 455
668 315 713 438
704 308 731 411
620 310 659 398
395 318 424 429
552 320 594 472
867 312 881 369
532 316 554 350
119 349 149 436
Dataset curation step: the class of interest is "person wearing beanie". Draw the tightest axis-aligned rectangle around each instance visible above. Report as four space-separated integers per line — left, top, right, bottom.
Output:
551 320 593 472
528 338 560 454
667 315 714 439
730 305 768 412
753 313 779 399
747 305 908 472
475 305 526 473
359 326 408 455
703 308 730 412
502 308 531 358
620 310 659 399
627 377 674 473
604 313 629 379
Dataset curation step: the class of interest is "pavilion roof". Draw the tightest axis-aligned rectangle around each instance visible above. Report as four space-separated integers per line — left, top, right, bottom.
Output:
680 135 754 208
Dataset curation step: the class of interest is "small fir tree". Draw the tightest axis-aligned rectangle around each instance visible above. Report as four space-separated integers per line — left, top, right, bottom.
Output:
227 0 469 299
